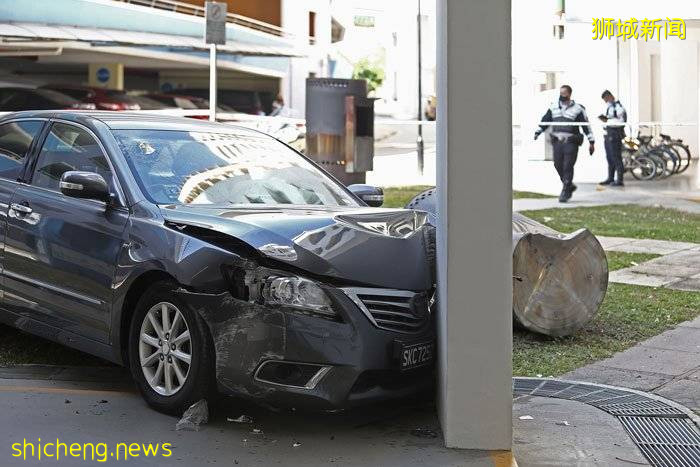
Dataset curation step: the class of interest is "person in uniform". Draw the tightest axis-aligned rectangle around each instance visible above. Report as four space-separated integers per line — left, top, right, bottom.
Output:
598 90 627 186
534 85 595 202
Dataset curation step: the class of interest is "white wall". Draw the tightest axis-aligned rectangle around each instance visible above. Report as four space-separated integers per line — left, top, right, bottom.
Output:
512 2 618 159
514 1 700 166
281 0 333 115
660 39 699 157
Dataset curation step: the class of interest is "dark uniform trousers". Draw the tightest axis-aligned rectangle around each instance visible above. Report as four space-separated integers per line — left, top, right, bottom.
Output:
604 131 624 181
552 141 578 189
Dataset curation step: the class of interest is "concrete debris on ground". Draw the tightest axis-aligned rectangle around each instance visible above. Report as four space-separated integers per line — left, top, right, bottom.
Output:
227 415 253 423
176 399 209 431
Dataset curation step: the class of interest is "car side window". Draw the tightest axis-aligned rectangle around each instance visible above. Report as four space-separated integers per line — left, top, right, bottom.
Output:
32 123 114 193
0 120 43 181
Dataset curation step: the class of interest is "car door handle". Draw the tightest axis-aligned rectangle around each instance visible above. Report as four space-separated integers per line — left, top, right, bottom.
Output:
10 203 32 214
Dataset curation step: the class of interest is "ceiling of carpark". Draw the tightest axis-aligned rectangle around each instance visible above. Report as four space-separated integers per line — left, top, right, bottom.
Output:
0 40 287 79
0 22 305 57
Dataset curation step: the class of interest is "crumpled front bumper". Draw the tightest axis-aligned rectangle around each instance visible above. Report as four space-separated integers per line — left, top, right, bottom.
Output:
178 288 436 411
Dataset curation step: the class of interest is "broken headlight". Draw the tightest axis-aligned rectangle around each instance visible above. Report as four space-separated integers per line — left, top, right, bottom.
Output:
261 276 336 317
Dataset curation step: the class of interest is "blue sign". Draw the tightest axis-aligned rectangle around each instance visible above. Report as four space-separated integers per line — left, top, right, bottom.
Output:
96 67 110 83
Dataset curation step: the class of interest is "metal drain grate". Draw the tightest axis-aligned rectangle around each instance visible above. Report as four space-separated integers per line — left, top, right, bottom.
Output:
513 378 543 395
619 417 700 467
638 444 700 467
603 400 687 417
619 417 700 445
573 388 630 404
514 378 700 467
530 380 573 396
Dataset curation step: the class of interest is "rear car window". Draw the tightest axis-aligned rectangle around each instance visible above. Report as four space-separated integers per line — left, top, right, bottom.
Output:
0 120 43 180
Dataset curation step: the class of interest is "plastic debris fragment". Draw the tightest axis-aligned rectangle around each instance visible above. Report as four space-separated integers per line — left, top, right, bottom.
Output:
176 399 209 431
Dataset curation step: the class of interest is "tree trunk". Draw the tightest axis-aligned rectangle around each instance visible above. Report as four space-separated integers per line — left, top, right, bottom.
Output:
404 188 608 337
511 212 608 337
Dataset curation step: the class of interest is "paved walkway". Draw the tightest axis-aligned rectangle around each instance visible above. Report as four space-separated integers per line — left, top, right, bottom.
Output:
564 315 700 416
597 235 700 290
514 182 700 214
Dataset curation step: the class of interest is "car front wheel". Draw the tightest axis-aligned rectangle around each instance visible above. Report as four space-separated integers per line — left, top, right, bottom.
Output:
128 281 214 414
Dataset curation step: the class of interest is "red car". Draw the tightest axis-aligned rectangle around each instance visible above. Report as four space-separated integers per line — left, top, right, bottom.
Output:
40 85 142 111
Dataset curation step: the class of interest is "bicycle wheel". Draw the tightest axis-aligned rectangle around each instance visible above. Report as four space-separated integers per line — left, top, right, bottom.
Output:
671 142 692 174
641 151 664 179
630 154 658 181
648 147 675 178
663 144 683 173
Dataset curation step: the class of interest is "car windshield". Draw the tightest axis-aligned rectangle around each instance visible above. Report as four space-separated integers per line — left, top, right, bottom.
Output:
113 129 358 207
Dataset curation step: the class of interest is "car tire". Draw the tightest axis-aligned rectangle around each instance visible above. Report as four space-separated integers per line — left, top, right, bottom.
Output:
128 280 215 415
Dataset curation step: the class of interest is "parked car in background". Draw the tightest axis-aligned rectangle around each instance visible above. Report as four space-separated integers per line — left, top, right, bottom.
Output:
0 88 95 111
40 85 142 111
169 88 272 115
145 94 234 112
144 94 201 110
127 94 174 110
0 110 435 415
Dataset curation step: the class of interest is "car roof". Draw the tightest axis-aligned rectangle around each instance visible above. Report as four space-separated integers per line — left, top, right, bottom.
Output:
0 110 263 135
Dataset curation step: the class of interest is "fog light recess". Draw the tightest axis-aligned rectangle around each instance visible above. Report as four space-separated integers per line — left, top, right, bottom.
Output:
254 361 331 389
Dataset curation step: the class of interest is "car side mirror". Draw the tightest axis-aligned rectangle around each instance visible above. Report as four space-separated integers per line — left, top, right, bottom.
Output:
59 171 111 204
347 184 384 207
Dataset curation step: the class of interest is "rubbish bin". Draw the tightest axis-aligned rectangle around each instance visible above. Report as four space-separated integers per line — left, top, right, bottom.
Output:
305 78 374 185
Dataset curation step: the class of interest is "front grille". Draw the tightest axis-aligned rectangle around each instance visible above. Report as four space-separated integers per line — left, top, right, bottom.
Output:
342 288 430 333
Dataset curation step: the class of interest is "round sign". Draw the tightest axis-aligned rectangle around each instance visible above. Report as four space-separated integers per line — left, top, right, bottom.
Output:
96 67 110 83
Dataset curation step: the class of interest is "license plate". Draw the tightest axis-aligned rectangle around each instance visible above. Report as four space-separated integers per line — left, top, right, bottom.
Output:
397 340 434 371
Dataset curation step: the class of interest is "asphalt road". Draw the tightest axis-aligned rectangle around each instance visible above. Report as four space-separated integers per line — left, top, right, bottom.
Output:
0 365 650 466
0 369 485 466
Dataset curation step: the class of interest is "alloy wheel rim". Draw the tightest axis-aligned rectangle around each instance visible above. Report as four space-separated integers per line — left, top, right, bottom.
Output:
139 302 192 396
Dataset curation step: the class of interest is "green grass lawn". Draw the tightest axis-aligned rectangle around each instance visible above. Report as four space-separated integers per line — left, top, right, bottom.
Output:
512 190 555 199
381 186 553 208
382 186 433 208
605 251 660 271
523 204 700 243
514 282 700 376
513 249 698 376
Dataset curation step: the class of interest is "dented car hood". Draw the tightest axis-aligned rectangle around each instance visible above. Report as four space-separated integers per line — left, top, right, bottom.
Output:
159 204 435 291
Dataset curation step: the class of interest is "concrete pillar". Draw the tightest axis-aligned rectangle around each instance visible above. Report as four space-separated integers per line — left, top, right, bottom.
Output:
436 0 512 450
88 63 124 90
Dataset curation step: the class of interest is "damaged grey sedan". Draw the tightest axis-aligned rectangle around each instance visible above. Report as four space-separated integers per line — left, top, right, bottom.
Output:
0 111 436 414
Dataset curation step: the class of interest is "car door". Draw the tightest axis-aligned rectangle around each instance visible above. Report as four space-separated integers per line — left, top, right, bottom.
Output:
0 119 46 297
3 121 129 343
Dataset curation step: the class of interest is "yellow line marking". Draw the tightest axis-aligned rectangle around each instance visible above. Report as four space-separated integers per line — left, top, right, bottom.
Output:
0 385 135 396
490 450 518 467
